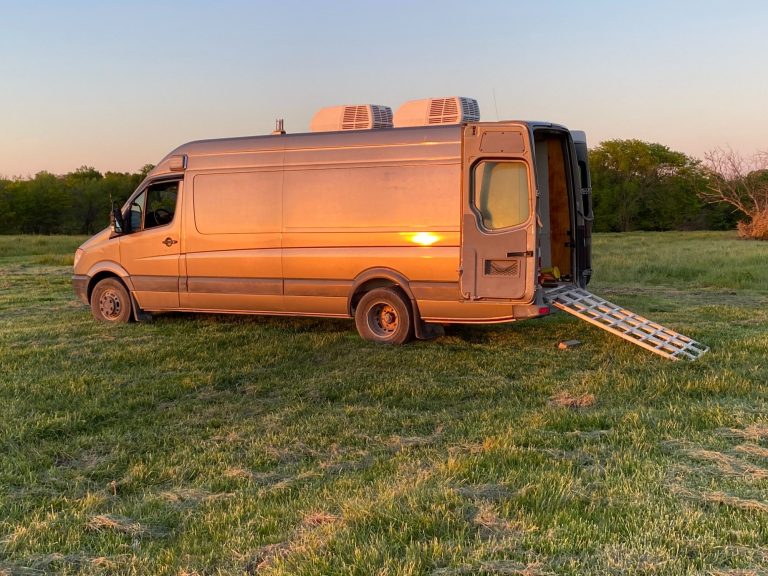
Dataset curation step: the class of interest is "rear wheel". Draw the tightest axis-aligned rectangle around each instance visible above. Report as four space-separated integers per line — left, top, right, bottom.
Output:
354 287 413 344
90 278 132 323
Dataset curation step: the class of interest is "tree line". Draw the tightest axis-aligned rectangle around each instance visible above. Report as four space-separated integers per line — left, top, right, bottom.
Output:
0 166 152 235
1 139 764 236
589 139 740 233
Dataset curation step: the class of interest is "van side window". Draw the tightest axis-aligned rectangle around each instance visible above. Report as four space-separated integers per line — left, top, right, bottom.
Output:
126 180 180 233
128 191 146 232
473 161 529 230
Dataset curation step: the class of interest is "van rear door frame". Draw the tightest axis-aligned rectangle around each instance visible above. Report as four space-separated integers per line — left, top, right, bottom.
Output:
459 123 537 303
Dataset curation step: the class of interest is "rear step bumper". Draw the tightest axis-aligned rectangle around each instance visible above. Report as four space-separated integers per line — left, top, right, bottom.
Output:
544 284 709 361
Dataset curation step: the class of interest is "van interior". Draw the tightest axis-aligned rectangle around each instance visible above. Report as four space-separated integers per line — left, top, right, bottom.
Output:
533 130 575 284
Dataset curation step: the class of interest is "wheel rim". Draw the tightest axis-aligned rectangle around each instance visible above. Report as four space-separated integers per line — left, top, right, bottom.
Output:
367 302 399 337
98 289 123 320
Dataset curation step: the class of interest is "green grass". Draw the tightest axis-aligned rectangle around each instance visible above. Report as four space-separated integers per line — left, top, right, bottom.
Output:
1 231 767 575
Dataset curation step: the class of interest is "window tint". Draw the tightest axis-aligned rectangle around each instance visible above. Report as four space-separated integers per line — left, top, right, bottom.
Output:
473 161 529 230
127 181 179 233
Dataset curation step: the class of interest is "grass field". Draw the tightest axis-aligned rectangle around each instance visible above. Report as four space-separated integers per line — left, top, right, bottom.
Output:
1 232 767 575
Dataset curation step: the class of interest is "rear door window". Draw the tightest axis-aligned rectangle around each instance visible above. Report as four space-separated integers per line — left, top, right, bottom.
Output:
472 161 529 230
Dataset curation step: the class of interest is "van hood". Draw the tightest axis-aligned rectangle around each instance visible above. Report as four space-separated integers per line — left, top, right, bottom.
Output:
78 228 111 251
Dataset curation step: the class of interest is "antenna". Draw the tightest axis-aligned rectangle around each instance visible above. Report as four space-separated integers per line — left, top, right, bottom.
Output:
492 88 499 121
272 118 285 135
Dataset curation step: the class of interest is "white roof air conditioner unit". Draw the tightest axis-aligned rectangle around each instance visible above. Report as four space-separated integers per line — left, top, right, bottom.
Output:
310 104 393 132
393 97 480 128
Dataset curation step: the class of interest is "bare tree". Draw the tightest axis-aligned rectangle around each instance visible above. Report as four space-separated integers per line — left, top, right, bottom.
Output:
700 148 768 239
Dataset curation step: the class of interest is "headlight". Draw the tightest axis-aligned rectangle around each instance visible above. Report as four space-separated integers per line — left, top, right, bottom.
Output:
74 248 83 269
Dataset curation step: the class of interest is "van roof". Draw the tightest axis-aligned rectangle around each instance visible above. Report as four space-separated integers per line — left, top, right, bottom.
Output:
147 120 567 179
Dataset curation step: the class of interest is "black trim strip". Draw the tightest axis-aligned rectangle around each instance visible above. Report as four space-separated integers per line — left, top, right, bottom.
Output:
132 275 179 293
187 277 282 295
284 279 351 297
410 281 459 301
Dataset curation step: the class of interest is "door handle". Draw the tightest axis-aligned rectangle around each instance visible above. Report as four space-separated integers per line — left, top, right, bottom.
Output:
506 250 533 258
163 237 178 247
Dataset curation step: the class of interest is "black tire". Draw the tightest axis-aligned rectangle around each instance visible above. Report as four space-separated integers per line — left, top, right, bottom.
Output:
354 287 413 344
90 278 132 323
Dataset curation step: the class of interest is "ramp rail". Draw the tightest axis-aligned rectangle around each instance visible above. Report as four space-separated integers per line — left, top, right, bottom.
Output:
544 285 709 361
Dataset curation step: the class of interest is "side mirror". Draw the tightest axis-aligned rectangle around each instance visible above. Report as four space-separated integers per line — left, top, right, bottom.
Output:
110 207 125 235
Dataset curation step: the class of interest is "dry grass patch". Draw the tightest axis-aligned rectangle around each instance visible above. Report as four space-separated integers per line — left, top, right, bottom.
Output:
244 511 343 574
0 552 129 574
472 502 535 540
301 511 341 527
700 491 768 513
670 485 768 513
734 443 768 459
245 542 291 574
388 425 444 450
548 391 596 409
86 514 165 538
717 424 768 442
713 544 768 565
87 514 145 536
223 467 258 480
681 447 768 480
597 543 674 574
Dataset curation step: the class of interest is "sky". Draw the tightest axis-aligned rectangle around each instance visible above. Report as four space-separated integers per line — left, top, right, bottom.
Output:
1 0 766 176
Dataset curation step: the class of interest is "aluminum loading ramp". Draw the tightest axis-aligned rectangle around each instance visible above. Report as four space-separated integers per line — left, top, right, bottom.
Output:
544 285 709 361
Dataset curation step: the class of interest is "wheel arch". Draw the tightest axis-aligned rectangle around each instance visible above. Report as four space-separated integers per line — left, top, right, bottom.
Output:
348 268 432 340
85 262 133 302
347 268 416 316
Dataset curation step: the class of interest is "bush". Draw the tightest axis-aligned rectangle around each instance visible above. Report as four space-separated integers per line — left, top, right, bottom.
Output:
737 209 768 240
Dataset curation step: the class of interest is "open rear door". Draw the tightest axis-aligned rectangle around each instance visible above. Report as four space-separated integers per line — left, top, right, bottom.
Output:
460 123 537 302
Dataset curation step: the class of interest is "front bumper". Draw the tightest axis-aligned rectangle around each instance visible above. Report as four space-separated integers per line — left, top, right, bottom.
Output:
72 275 89 304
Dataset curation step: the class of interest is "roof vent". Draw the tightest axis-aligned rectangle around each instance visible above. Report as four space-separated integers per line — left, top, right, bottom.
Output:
394 97 480 127
310 104 393 132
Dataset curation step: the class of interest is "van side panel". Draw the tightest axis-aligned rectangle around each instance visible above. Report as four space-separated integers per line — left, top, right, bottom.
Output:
160 124 531 322
180 168 284 312
281 137 462 316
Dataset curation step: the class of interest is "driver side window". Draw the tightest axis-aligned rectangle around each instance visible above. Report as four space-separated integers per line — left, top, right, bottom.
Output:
129 191 145 232
126 181 180 233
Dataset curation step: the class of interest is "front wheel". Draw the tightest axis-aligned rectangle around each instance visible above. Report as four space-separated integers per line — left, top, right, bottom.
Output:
90 278 132 323
354 287 413 344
